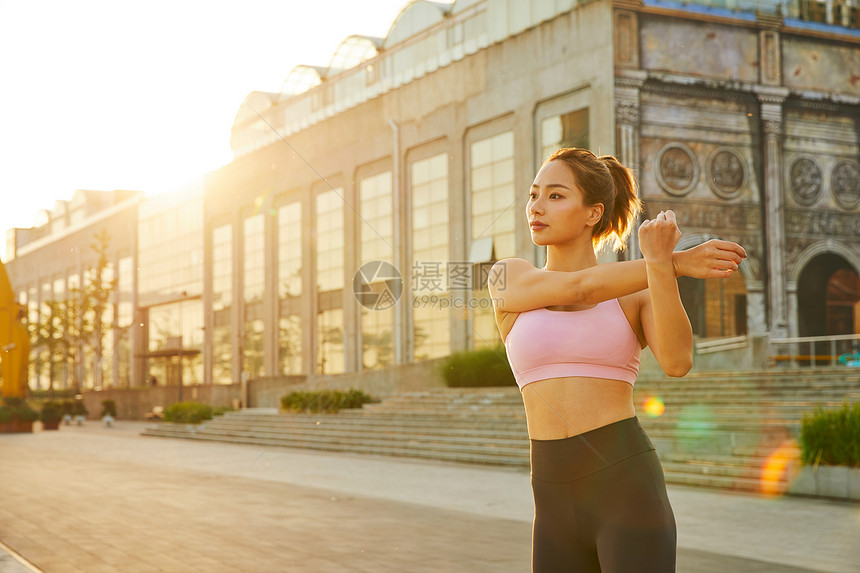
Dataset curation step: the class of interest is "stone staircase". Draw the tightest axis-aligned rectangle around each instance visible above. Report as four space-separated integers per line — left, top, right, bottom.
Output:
142 369 860 494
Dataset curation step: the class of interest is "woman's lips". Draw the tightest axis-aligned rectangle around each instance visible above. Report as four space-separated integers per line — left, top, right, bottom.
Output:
530 222 547 230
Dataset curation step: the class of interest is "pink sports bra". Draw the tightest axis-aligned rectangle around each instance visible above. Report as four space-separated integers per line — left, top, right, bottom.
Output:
504 299 641 389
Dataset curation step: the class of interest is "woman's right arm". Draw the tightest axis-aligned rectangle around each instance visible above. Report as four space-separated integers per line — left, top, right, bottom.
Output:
488 240 745 313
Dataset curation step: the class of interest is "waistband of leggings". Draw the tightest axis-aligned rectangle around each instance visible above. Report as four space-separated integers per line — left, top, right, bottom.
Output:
529 416 655 482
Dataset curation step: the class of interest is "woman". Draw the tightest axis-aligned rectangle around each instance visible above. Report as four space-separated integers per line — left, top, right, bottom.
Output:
488 148 746 572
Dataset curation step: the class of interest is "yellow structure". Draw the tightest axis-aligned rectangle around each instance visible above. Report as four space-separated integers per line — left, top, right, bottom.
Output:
0 259 29 398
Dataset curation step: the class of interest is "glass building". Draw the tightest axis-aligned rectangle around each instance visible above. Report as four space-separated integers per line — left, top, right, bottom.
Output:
4 0 859 394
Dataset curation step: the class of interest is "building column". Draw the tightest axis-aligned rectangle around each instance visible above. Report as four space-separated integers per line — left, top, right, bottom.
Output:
756 87 789 339
614 70 646 259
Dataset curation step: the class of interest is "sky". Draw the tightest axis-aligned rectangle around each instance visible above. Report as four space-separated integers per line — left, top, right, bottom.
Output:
0 0 414 238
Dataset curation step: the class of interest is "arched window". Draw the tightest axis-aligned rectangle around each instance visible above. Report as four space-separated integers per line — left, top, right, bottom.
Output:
679 270 748 339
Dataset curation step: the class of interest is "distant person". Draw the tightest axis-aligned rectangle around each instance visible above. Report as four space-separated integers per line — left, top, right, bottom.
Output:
490 148 746 572
149 375 157 387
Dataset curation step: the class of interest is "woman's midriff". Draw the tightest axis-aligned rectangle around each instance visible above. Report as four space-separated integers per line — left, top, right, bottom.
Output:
520 376 636 440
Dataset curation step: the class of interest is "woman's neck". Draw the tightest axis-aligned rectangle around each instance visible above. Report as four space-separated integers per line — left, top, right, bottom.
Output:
544 242 598 272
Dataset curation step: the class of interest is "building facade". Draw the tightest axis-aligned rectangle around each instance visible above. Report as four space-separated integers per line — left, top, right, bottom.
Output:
3 0 858 393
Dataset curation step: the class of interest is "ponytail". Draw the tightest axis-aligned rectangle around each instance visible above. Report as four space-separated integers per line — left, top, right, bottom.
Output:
597 155 642 253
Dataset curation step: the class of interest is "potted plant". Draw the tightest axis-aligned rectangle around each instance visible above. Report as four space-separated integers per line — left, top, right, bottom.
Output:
12 404 39 433
40 401 63 431
71 399 88 425
0 407 13 433
61 399 74 425
789 403 860 500
100 399 117 426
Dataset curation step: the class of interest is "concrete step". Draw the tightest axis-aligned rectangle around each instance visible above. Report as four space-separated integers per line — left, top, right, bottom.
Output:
141 372 859 495
143 423 530 467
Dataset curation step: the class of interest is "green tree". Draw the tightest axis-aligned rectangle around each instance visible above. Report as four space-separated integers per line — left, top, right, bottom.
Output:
29 300 65 392
83 229 117 388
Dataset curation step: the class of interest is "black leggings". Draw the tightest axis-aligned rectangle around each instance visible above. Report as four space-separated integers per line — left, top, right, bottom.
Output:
530 416 676 572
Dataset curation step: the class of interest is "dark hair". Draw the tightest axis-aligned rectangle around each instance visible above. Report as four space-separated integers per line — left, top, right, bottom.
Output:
545 148 642 252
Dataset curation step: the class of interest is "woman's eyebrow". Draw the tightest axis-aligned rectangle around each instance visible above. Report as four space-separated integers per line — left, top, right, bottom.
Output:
530 182 571 191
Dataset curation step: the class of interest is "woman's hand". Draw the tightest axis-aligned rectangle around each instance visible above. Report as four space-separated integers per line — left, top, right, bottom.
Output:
673 239 747 279
639 210 682 265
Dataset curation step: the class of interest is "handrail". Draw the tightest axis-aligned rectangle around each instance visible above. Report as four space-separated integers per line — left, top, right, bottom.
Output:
768 333 860 368
770 334 860 344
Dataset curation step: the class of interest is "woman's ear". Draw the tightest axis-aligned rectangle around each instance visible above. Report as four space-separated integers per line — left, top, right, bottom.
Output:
586 203 604 227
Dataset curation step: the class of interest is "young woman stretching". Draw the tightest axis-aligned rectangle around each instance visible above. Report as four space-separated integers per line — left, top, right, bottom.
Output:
489 148 746 572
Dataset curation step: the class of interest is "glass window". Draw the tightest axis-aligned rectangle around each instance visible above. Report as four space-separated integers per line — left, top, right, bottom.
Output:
471 131 515 259
278 202 302 299
212 224 233 384
679 272 748 339
411 153 450 359
360 172 394 370
213 225 233 312
243 318 265 380
317 308 344 374
244 214 265 304
315 189 344 292
541 108 589 162
471 131 515 349
279 315 302 374
138 191 203 299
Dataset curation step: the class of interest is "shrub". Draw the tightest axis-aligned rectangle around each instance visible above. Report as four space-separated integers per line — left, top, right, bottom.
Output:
800 403 860 467
281 389 374 413
13 406 39 423
163 401 214 424
439 346 516 388
100 400 117 418
212 406 235 417
0 407 13 424
60 400 75 417
40 401 64 423
71 400 88 417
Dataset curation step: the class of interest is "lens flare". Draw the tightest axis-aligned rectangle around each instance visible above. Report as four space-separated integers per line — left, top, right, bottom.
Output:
643 396 666 417
760 439 800 497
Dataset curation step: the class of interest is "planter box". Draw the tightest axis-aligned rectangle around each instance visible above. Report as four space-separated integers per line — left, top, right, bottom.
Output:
788 466 860 501
0 422 12 433
11 419 34 433
42 420 61 431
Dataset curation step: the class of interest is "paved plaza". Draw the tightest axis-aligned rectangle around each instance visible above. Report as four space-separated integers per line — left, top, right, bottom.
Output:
1 421 858 572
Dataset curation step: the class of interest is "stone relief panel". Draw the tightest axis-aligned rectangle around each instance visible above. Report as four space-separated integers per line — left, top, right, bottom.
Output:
648 198 763 280
787 156 823 206
706 147 747 200
785 208 860 238
655 142 698 196
639 89 759 205
639 17 759 83
831 160 860 210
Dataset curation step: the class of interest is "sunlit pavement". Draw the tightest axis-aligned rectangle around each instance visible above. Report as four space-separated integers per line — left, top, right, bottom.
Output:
1 422 858 572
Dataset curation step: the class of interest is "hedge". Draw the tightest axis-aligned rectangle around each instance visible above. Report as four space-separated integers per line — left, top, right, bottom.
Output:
281 389 374 413
439 346 515 388
800 403 860 467
163 402 214 424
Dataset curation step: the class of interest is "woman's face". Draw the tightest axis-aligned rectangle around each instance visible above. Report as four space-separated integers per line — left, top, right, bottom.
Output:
527 160 602 246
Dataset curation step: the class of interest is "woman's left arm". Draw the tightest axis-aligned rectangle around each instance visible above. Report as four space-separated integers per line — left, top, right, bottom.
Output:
638 211 694 377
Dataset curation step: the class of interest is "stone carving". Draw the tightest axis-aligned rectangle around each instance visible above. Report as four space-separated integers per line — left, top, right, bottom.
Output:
831 160 860 210
648 200 760 230
785 209 860 237
656 143 698 196
615 100 639 126
788 157 822 206
707 149 746 199
763 118 782 137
